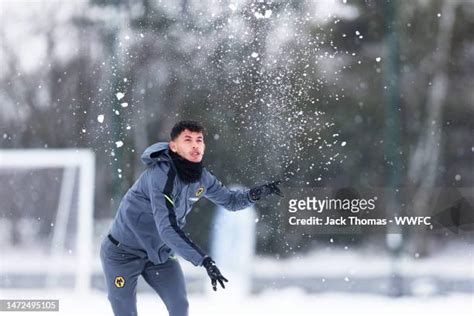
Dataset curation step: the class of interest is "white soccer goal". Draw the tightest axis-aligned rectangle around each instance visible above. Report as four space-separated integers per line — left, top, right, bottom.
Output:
0 149 95 294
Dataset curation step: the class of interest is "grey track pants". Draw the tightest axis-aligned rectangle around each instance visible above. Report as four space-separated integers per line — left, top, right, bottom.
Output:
100 237 189 316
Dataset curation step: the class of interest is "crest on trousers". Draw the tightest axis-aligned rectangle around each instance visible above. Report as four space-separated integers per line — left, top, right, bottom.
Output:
115 276 125 288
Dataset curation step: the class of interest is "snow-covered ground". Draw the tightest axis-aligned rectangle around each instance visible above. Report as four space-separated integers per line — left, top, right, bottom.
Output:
1 241 472 314
0 288 472 316
250 243 474 279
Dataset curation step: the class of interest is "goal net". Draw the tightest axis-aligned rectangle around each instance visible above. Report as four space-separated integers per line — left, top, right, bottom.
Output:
0 149 95 293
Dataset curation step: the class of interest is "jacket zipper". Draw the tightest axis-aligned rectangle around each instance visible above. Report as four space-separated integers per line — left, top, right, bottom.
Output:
179 184 190 222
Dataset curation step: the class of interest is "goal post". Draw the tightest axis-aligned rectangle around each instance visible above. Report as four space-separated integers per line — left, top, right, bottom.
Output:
0 149 95 293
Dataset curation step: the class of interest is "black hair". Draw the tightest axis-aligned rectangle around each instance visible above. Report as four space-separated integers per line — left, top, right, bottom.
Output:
170 120 205 140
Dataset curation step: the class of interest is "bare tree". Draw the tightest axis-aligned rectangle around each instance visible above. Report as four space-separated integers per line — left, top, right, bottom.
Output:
407 0 458 256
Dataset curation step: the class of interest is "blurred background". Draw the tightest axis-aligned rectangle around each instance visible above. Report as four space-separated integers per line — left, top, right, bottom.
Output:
0 0 473 315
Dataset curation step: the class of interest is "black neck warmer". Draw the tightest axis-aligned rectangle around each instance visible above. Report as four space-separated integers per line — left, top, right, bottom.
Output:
169 150 203 183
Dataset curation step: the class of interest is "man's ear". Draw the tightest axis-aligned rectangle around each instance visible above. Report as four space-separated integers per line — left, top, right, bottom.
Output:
169 141 177 153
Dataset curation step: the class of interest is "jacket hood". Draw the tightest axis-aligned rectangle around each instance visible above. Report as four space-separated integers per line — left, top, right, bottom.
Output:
141 142 172 166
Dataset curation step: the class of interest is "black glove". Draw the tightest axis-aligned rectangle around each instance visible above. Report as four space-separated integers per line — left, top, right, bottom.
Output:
202 256 228 291
249 180 284 201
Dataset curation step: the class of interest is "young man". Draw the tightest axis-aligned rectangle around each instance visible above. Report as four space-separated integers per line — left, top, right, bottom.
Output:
100 120 282 316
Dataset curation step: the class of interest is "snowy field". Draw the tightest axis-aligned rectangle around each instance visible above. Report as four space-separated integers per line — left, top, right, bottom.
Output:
2 242 473 315
0 288 472 316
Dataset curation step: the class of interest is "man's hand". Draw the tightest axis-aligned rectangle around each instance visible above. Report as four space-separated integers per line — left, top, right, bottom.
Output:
202 257 228 291
249 180 284 201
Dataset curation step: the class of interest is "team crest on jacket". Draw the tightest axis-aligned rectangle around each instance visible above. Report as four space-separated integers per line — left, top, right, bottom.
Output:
115 276 125 288
195 187 204 197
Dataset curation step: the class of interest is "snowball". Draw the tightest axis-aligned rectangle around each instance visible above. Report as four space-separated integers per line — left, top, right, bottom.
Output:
115 141 124 148
116 92 125 100
97 114 104 123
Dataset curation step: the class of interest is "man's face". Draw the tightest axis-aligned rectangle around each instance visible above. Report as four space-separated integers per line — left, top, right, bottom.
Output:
169 129 205 163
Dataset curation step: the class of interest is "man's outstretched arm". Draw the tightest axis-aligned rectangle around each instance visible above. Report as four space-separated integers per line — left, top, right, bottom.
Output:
203 169 283 211
202 169 254 211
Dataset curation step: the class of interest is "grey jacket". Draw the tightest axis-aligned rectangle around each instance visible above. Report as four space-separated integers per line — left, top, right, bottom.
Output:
109 142 254 266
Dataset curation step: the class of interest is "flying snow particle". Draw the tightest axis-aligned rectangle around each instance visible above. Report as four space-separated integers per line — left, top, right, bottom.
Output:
121 102 129 108
229 4 237 11
376 57 382 62
97 114 104 123
455 174 461 181
254 10 272 19
116 92 125 100
251 52 259 58
115 141 124 148
341 141 347 147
